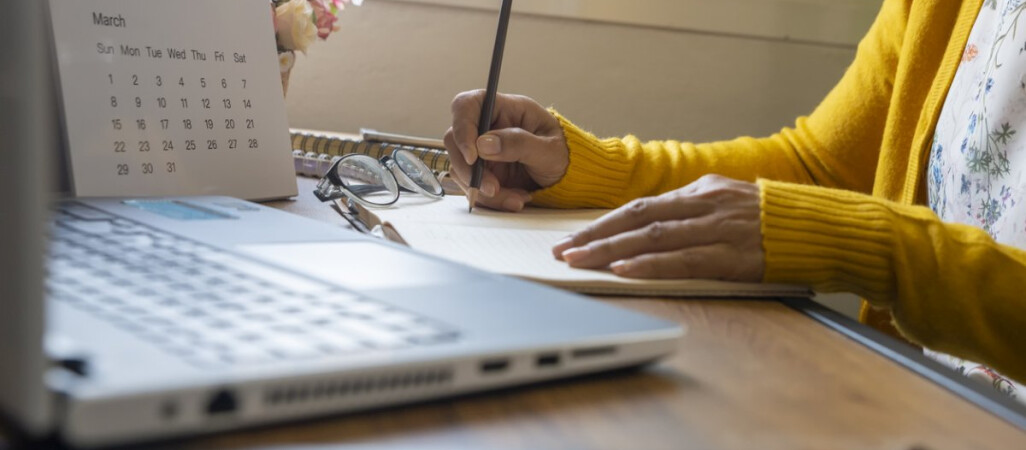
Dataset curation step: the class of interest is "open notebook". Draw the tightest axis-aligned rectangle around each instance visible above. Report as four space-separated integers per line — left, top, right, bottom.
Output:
352 196 811 298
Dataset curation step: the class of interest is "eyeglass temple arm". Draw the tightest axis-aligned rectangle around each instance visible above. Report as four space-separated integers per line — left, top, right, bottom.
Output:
330 199 372 234
313 183 413 204
345 184 417 196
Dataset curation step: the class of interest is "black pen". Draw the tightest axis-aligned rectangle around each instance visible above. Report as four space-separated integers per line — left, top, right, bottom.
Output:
467 0 513 213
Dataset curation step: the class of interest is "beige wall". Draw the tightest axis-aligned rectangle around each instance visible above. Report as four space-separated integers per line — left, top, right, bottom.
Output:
285 1 874 142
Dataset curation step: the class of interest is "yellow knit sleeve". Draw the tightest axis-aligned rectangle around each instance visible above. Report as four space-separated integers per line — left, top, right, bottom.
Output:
530 111 867 209
759 179 1026 383
530 0 908 209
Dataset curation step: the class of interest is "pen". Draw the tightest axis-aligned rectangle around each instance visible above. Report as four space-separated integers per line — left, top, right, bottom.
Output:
468 0 513 213
360 128 446 150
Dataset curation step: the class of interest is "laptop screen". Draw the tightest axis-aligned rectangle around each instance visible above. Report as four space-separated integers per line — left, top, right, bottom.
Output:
0 0 59 436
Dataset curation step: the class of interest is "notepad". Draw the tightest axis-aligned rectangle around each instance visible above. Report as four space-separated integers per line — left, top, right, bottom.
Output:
353 196 812 298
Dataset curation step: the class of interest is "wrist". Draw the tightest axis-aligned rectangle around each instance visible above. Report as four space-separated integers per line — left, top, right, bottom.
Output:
529 109 635 208
537 129 570 189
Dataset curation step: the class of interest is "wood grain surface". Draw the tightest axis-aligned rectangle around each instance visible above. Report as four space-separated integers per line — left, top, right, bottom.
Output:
137 299 1026 449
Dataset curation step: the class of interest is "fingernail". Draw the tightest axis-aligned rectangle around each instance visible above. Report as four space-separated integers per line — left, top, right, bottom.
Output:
552 237 573 260
478 135 501 156
561 247 591 263
610 260 630 274
554 236 574 250
502 197 523 211
482 182 497 197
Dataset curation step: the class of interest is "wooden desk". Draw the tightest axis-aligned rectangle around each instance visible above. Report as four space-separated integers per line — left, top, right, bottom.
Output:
4 177 1025 449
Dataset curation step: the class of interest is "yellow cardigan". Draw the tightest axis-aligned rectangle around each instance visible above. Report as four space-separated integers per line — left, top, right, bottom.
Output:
532 0 1026 383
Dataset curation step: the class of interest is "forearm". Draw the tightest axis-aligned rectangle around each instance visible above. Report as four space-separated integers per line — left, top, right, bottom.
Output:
531 111 879 209
759 179 1026 383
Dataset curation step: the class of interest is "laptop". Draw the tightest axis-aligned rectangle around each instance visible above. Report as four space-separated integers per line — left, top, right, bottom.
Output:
0 2 682 447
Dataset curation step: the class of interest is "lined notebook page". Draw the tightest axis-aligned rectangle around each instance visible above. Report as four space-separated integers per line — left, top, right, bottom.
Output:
362 196 811 298
364 195 605 231
399 225 581 279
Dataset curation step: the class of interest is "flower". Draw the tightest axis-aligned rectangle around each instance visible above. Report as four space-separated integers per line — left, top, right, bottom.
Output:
273 0 364 53
279 50 296 73
275 0 318 54
310 0 339 39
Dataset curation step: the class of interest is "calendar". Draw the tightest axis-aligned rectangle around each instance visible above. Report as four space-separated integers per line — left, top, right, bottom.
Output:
48 0 297 200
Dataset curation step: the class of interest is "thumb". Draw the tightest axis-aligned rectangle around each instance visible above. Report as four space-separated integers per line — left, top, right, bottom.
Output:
476 128 558 167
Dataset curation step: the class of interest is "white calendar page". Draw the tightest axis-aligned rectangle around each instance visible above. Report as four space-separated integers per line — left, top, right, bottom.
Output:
48 0 297 200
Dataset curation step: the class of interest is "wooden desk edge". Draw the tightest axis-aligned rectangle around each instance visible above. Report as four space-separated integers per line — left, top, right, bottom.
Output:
781 297 1026 432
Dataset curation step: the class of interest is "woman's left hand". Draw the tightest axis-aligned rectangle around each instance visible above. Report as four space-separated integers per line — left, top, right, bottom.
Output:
552 174 765 282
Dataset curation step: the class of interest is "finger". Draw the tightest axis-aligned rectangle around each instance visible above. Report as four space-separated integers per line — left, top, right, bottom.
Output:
487 187 533 212
492 93 563 136
445 131 497 194
471 171 532 211
447 166 470 195
450 175 531 212
450 90 486 165
444 127 475 178
553 195 715 258
450 131 532 201
609 244 758 281
451 91 552 165
477 128 560 168
445 122 476 170
561 218 720 269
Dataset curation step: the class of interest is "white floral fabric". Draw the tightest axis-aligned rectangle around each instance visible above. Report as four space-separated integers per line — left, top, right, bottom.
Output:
927 0 1025 404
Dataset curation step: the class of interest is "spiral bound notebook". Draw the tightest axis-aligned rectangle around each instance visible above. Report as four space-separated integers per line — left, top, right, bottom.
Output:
290 128 451 177
352 196 813 299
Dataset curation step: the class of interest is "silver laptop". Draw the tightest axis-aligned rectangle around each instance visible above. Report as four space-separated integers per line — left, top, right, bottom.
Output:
0 2 682 447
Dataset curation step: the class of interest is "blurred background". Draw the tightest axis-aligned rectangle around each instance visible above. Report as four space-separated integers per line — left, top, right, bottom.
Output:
285 0 883 317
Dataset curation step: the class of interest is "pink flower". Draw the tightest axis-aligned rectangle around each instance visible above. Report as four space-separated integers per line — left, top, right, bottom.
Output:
309 0 339 40
271 3 279 34
331 0 362 8
273 0 364 51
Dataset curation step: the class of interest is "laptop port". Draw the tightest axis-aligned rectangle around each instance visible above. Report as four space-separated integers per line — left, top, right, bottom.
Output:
535 353 560 368
571 346 617 359
206 389 238 416
479 358 510 374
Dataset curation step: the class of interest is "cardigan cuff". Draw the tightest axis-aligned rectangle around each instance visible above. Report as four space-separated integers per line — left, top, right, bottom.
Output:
530 110 635 208
758 179 896 304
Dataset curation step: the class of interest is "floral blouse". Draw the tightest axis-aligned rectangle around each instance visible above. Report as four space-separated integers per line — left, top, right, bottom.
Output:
927 0 1025 404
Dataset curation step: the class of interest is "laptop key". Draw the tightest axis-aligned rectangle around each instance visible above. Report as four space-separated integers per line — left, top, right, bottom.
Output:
334 319 409 349
266 335 322 359
309 329 367 352
60 203 115 221
225 346 276 364
57 219 116 236
186 349 232 368
47 213 461 369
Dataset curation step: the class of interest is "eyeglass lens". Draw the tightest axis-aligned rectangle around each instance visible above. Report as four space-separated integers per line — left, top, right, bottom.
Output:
392 149 444 197
336 155 399 205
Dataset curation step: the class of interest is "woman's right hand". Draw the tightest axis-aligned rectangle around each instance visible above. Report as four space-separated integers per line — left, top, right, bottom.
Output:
443 90 570 212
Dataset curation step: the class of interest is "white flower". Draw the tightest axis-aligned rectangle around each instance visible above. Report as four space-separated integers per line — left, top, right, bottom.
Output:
276 0 318 54
278 50 296 73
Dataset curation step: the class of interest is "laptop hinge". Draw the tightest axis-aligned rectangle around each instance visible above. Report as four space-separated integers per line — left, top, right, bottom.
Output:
45 358 83 442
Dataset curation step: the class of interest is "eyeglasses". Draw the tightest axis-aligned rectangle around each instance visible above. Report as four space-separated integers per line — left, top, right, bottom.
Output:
313 149 445 209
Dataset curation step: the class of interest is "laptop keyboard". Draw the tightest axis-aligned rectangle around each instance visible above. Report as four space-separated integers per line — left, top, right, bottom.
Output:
45 203 460 368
